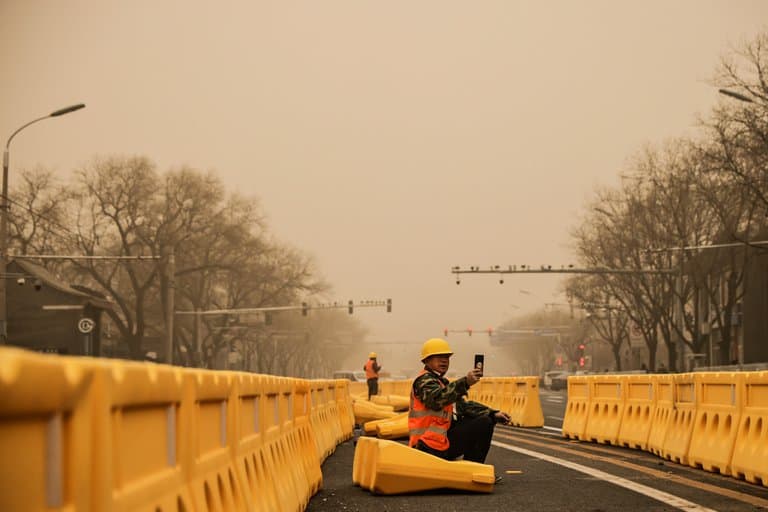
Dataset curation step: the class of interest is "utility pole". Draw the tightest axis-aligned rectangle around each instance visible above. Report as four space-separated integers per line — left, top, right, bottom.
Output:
1 103 85 343
162 247 175 365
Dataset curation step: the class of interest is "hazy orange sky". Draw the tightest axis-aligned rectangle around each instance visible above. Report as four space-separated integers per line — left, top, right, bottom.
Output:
2 1 766 371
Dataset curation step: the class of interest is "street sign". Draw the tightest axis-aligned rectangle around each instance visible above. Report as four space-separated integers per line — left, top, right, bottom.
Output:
77 317 95 334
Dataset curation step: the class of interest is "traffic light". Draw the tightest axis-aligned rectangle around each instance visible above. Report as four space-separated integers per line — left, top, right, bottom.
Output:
386 298 392 313
348 300 354 314
468 327 473 337
487 327 493 336
443 328 448 337
302 302 308 316
577 343 586 366
579 357 585 367
556 356 562 367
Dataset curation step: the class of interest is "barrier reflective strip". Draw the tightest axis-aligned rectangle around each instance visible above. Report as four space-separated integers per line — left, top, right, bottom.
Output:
167 405 176 467
46 413 62 508
254 396 260 433
221 401 227 446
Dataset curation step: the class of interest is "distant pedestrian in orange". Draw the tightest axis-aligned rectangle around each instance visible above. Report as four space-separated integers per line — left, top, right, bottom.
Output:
364 352 381 400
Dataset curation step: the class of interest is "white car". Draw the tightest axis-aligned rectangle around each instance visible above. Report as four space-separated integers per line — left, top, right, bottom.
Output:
543 370 570 390
332 370 367 382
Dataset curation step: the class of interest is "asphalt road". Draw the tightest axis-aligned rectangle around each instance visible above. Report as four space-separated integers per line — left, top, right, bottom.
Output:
307 388 768 512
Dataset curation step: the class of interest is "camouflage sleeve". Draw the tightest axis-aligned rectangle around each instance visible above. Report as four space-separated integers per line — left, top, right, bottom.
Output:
414 373 470 410
456 398 493 419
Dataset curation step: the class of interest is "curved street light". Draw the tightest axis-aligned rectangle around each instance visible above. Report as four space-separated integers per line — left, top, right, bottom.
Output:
0 103 86 342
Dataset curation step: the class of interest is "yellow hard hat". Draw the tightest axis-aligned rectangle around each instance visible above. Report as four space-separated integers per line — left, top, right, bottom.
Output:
420 338 453 362
369 352 377 359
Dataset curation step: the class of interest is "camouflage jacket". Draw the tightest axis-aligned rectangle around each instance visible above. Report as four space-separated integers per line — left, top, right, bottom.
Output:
412 368 495 420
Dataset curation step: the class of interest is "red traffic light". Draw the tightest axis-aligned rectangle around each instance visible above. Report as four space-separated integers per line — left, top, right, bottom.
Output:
443 328 448 337
578 343 586 350
579 357 585 367
468 327 473 336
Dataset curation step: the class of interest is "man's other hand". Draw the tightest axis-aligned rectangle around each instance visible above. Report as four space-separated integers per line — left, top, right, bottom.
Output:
494 411 511 424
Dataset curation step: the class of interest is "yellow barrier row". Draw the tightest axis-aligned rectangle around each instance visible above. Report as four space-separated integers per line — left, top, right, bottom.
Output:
0 347 354 511
562 372 768 487
467 376 544 427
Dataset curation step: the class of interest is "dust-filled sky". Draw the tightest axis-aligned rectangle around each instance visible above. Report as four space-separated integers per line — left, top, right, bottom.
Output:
1 1 766 372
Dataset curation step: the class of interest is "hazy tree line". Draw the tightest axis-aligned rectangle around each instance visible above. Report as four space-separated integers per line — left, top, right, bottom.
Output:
564 32 768 372
9 157 365 376
499 33 767 374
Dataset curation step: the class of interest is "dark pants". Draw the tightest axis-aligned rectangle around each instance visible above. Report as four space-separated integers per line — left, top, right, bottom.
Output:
417 414 495 463
367 378 378 399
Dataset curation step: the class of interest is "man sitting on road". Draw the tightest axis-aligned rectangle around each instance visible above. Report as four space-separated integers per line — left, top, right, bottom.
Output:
409 338 510 468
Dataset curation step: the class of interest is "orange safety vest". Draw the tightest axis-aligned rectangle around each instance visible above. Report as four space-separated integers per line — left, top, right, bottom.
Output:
408 369 453 451
364 359 379 379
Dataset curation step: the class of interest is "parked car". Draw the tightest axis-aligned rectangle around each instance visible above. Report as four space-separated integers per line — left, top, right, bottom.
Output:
543 370 569 390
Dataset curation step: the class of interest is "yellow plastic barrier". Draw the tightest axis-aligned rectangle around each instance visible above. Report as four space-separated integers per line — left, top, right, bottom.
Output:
660 373 697 465
0 348 100 511
616 374 655 450
353 399 397 425
309 380 335 461
349 381 367 397
232 372 281 512
263 376 303 512
293 379 323 496
507 377 544 427
731 371 768 486
333 379 355 440
353 438 495 494
470 378 499 410
280 377 314 510
100 360 192 512
1 348 368 512
583 375 625 445
562 375 591 440
352 436 379 489
378 379 411 397
323 380 344 447
375 414 409 440
687 372 743 475
363 411 408 435
183 369 250 512
646 374 674 457
467 377 544 428
370 394 410 411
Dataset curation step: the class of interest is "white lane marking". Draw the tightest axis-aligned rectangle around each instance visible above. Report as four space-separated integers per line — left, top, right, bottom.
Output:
542 425 562 433
546 416 563 421
492 440 718 512
535 430 562 437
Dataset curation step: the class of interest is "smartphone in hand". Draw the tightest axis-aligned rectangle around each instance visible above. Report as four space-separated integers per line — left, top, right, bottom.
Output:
474 354 485 376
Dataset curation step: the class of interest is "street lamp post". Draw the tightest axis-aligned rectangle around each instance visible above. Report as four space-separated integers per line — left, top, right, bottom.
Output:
0 103 85 343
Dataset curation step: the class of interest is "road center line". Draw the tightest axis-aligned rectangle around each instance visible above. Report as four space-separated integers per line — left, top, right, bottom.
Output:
492 440 718 512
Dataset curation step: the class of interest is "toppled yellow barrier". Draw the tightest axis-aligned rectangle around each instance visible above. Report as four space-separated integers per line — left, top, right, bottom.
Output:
353 437 495 495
